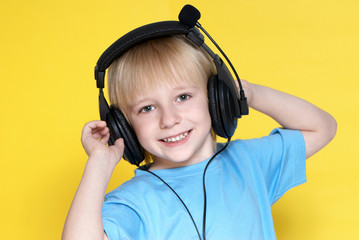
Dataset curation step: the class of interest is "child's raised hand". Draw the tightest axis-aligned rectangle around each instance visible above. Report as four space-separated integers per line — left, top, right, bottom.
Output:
81 120 124 166
236 79 254 106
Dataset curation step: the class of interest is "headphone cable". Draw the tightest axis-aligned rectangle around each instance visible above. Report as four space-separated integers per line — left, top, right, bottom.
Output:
143 169 202 240
142 137 231 240
195 23 246 102
202 137 231 240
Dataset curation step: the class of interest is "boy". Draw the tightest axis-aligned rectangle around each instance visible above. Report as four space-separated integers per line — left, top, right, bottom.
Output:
62 10 336 240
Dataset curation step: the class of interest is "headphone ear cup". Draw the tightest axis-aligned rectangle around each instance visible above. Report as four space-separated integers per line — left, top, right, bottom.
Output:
217 79 238 138
107 106 144 166
208 75 227 138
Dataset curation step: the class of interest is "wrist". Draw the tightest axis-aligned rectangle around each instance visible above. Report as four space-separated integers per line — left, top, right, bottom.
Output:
86 153 117 181
241 80 255 107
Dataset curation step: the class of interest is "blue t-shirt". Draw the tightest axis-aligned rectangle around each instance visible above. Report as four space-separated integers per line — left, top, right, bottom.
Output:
102 128 306 239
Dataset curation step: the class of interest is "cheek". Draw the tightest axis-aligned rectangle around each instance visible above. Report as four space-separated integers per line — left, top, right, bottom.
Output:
202 108 212 128
131 119 147 138
196 99 211 121
185 99 212 131
130 117 156 148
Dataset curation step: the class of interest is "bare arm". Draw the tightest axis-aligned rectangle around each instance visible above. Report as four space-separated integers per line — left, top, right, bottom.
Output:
241 80 337 159
62 121 124 240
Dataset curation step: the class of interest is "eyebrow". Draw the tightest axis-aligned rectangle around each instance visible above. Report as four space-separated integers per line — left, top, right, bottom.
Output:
172 85 199 91
130 85 200 108
131 98 152 108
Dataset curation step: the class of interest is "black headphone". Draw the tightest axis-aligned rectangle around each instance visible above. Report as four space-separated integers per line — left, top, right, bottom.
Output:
94 5 248 166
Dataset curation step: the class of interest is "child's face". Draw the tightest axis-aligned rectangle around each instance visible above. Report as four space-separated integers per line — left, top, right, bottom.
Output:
126 82 214 170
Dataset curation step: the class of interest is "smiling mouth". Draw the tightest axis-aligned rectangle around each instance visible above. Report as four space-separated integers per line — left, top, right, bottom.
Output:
161 130 191 143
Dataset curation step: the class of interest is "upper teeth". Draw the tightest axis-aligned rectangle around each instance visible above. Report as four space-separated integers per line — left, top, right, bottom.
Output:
163 131 189 143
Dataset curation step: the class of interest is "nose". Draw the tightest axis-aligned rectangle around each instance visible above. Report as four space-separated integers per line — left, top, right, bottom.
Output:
160 106 182 129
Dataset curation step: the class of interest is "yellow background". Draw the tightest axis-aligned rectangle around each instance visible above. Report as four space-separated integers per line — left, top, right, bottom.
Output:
1 0 358 239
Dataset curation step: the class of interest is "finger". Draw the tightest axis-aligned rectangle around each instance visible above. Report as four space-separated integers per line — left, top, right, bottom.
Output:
82 121 105 135
87 123 108 138
92 127 110 140
85 121 107 133
112 138 125 152
81 121 107 143
90 123 107 133
92 125 109 135
99 131 110 144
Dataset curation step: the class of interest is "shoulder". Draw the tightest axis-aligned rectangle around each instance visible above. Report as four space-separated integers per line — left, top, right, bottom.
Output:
217 128 305 163
104 170 155 204
227 128 304 150
102 171 156 232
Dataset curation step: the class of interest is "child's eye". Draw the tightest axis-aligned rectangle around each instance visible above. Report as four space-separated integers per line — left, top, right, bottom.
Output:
140 105 155 113
176 94 191 102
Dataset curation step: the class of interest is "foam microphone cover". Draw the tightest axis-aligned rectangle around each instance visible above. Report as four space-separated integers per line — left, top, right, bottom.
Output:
178 4 201 28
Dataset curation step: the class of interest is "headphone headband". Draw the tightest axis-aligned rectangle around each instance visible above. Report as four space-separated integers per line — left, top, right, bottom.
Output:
95 21 190 88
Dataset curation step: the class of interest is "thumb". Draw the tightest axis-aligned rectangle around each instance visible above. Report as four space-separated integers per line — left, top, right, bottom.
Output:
112 138 125 155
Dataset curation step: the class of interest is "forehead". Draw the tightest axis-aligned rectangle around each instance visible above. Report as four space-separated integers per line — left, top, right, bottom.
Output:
140 80 198 95
128 75 203 100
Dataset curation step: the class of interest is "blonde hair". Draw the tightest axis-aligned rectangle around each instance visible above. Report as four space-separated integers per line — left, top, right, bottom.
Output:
107 35 216 164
